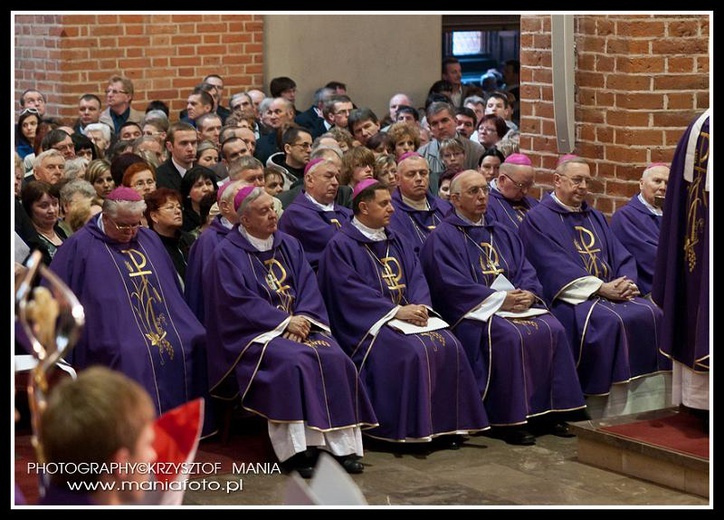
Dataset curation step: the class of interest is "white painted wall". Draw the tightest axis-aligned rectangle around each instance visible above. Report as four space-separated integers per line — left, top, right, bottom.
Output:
264 14 442 121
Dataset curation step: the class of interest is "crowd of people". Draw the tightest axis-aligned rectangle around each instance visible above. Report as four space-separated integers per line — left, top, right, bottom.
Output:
13 58 708 506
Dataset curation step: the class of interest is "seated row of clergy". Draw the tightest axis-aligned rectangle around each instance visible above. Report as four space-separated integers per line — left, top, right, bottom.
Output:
277 151 669 407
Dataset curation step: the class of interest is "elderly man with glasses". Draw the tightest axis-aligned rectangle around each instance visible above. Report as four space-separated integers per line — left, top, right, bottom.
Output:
518 155 670 399
47 186 215 435
486 152 539 231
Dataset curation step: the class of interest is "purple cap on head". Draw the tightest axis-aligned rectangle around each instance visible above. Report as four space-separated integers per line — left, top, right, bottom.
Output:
106 186 143 202
503 153 532 166
645 162 670 171
557 154 580 167
216 181 234 203
396 151 422 165
304 157 326 176
233 185 257 212
352 178 380 201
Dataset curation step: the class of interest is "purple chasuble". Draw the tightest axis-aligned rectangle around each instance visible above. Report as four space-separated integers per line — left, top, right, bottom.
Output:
420 213 585 425
485 188 539 231
48 218 209 418
202 228 377 431
277 191 352 272
652 113 709 371
318 222 489 441
519 196 669 395
184 215 232 323
388 189 452 256
610 195 661 296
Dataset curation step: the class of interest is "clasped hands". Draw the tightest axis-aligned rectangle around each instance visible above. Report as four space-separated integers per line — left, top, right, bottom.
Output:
501 289 536 312
395 304 429 327
596 276 640 301
283 315 311 343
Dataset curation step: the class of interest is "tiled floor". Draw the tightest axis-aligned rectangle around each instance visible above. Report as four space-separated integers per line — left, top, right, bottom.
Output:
182 425 711 508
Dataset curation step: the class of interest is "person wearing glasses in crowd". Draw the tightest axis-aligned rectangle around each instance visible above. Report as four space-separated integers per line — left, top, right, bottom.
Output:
41 128 77 161
266 126 313 190
99 75 145 135
519 155 670 398
485 153 539 231
477 114 509 153
122 161 157 198
48 186 211 431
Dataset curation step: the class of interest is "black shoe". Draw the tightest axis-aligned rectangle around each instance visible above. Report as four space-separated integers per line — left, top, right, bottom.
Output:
281 449 317 479
487 427 536 446
440 434 465 450
548 421 576 438
335 455 364 474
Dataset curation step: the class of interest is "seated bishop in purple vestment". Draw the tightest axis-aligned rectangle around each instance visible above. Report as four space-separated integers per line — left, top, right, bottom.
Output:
318 180 489 446
420 171 586 444
519 156 670 397
652 110 710 415
203 186 377 476
387 152 452 256
47 188 211 429
277 157 352 272
610 163 670 296
485 153 540 231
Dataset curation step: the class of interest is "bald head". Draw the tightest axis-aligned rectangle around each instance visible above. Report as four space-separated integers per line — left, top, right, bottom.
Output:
450 169 489 222
640 164 670 207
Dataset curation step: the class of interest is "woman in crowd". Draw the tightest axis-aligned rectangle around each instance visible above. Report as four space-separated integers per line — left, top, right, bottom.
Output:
16 108 41 160
195 139 220 169
21 180 69 265
85 159 115 200
179 165 218 233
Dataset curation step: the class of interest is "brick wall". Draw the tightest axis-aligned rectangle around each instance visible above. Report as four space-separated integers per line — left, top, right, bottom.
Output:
520 14 709 214
14 14 264 123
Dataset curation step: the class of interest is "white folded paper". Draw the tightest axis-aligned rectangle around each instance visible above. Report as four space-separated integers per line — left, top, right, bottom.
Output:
387 316 450 335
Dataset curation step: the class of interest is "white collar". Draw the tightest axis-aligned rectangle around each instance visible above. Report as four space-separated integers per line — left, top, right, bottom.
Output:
550 192 582 212
401 193 429 211
637 193 662 216
239 226 274 251
352 217 387 242
455 210 484 226
304 191 335 212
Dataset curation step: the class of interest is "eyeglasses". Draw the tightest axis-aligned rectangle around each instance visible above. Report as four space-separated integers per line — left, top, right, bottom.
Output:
105 88 128 95
558 175 590 187
108 216 142 232
132 179 156 189
20 108 40 116
292 142 312 150
501 173 533 191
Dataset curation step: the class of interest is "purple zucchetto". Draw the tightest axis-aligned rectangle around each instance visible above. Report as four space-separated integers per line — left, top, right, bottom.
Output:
233 185 257 212
106 186 143 202
503 153 532 166
304 157 326 176
352 178 380 201
557 154 581 167
396 151 422 165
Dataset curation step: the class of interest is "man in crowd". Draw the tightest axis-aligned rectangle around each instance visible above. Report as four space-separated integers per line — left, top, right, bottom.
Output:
99 75 145 135
155 122 199 192
73 93 103 135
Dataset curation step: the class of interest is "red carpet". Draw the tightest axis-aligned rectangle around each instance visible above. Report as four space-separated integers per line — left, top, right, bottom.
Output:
14 414 276 506
598 411 709 460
